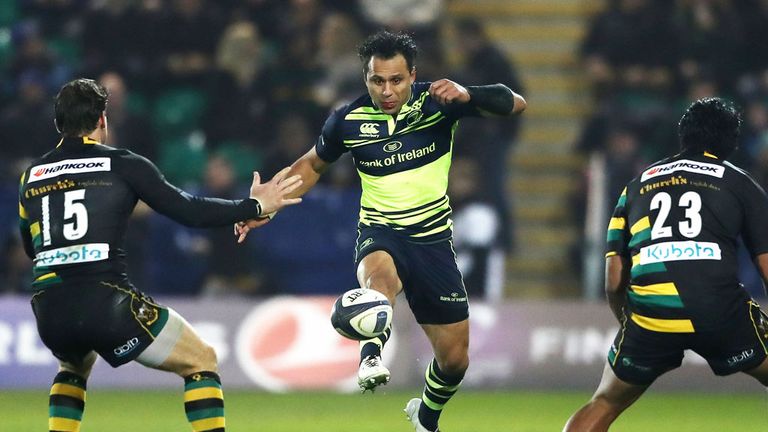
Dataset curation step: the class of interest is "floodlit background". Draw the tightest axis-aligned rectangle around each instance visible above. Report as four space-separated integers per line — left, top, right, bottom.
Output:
0 1 767 431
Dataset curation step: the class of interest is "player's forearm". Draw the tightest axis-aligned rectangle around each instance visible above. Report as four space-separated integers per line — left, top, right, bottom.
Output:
286 152 327 199
466 84 526 116
606 290 627 322
605 255 630 321
154 188 262 227
18 221 35 259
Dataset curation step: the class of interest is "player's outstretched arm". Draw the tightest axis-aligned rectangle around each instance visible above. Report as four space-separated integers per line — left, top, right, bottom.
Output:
428 79 526 116
123 152 279 228
249 167 303 216
605 254 631 321
235 147 329 243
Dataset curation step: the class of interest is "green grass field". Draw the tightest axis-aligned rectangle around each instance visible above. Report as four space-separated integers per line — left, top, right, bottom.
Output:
1 390 765 431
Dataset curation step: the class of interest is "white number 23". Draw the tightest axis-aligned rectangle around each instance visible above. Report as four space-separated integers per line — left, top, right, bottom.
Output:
650 191 702 239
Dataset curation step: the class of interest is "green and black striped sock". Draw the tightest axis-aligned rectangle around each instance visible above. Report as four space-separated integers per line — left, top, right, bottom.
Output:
184 371 225 431
49 371 86 432
419 358 464 432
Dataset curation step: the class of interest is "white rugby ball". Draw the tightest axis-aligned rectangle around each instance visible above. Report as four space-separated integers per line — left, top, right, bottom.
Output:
330 288 393 340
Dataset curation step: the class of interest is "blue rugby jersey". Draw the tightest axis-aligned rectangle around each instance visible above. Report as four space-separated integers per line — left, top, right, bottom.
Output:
316 82 483 243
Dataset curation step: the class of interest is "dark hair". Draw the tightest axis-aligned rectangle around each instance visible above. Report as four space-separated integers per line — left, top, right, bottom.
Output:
678 97 742 158
357 31 418 73
54 78 108 137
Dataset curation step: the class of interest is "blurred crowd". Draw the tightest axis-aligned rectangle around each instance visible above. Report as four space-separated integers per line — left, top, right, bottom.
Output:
0 0 523 298
572 0 768 297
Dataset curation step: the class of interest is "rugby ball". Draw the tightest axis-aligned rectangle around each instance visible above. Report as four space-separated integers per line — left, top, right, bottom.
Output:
330 288 393 340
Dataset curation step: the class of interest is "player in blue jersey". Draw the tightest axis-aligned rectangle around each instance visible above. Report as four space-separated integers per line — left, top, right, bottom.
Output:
564 98 768 431
237 30 526 432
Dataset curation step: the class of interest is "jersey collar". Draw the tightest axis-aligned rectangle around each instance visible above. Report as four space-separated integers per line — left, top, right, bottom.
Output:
56 136 102 148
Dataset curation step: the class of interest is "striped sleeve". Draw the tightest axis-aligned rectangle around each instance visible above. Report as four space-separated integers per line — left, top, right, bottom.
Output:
18 170 34 259
605 187 629 258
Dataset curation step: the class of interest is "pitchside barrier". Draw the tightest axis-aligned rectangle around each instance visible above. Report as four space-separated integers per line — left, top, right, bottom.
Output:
0 296 761 392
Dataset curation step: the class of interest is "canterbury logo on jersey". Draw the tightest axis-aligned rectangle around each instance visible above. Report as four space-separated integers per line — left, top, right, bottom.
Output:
34 243 110 267
641 159 724 182
638 240 721 265
359 123 380 137
28 158 111 183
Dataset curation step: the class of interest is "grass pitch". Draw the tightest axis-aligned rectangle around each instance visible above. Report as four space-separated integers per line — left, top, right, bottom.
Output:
0 389 765 431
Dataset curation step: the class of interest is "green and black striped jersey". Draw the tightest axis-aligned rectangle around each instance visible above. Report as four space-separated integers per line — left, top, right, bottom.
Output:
606 152 768 333
315 82 482 242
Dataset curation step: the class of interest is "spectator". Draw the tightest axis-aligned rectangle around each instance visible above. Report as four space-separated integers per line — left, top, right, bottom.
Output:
357 0 442 33
205 19 269 146
262 112 315 179
81 0 160 87
200 154 265 297
313 12 364 108
451 18 524 251
581 0 677 99
449 157 505 300
675 0 745 95
154 0 226 87
98 71 157 159
0 70 58 175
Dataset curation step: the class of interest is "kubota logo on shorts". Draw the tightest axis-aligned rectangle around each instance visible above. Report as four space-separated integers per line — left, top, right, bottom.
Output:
359 123 380 137
235 297 397 392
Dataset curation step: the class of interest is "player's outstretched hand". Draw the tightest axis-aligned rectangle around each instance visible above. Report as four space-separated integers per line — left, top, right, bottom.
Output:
234 219 268 243
429 79 470 105
235 168 303 243
250 167 303 215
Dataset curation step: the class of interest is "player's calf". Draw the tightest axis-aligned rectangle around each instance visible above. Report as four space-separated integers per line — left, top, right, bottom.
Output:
48 371 87 432
184 371 226 432
417 358 465 432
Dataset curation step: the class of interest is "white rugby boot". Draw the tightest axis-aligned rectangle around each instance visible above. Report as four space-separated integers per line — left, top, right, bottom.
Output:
404 397 440 432
357 355 390 392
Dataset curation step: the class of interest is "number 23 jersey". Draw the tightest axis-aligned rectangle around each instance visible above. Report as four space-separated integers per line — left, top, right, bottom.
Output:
606 152 768 332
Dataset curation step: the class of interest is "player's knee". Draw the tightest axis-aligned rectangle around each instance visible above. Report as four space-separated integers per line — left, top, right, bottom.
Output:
438 352 469 377
750 371 768 386
591 393 630 414
745 357 768 386
364 273 401 303
199 342 219 370
177 342 218 376
59 352 97 379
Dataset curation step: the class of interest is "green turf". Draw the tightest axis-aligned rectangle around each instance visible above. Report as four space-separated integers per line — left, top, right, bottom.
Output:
0 390 765 431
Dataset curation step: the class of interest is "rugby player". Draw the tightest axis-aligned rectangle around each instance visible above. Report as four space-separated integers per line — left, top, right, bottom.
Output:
18 78 302 432
564 97 768 431
237 31 526 432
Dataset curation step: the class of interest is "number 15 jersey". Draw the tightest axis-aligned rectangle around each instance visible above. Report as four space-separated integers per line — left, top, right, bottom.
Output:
18 136 262 289
606 151 768 333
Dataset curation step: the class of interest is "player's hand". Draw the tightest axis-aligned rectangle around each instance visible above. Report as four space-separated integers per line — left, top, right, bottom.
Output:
429 79 470 105
234 219 270 244
249 167 303 215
